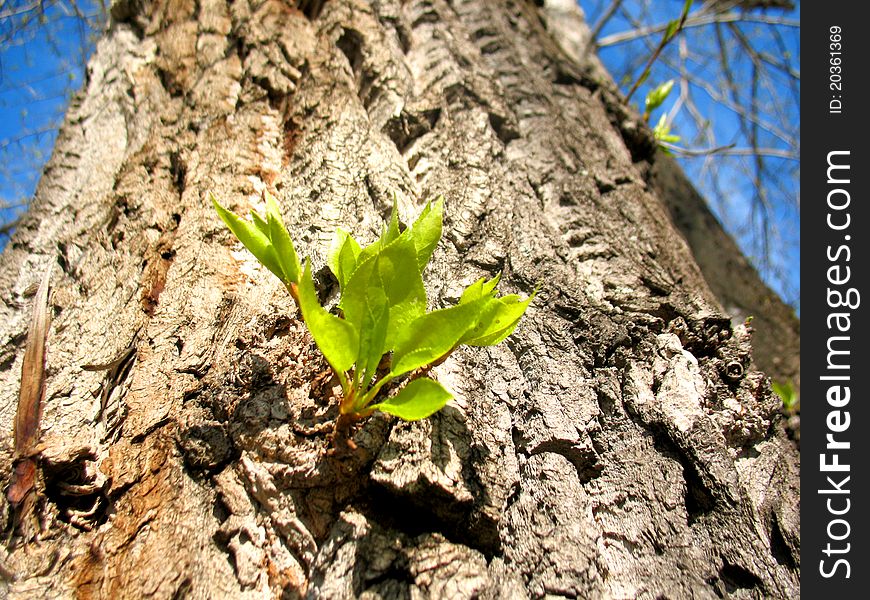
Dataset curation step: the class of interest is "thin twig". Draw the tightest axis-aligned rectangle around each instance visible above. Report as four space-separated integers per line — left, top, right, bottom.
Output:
588 0 624 48
660 142 797 159
0 217 20 236
625 1 692 102
598 11 799 47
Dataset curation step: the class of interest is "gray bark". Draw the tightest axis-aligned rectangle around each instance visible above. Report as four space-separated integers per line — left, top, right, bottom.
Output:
649 154 801 408
0 0 799 598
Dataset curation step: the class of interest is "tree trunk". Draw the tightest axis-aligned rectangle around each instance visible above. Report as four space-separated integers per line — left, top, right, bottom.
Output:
0 0 799 598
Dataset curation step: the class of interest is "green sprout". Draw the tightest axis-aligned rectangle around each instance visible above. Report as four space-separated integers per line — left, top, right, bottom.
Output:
641 80 681 153
211 192 534 430
652 113 681 146
625 0 693 103
643 79 674 123
771 380 799 412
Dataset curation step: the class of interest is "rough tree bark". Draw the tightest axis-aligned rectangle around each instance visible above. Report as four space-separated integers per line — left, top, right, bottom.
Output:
0 0 799 598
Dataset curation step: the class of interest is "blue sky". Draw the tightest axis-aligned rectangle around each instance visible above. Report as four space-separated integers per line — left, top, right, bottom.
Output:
0 0 95 229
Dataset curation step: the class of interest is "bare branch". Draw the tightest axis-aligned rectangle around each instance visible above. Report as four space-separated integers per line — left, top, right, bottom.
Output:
660 142 797 160
0 216 21 236
588 0 624 45
625 0 691 102
0 0 43 21
597 11 799 47
0 124 59 151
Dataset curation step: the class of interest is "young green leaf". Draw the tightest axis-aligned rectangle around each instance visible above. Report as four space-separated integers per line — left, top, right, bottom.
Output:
653 115 681 146
340 240 425 323
212 193 284 282
328 229 362 290
353 199 403 269
390 296 490 377
664 1 692 42
251 210 270 237
664 18 680 42
383 199 401 246
341 252 389 387
377 236 428 351
459 274 501 305
369 377 453 421
357 295 389 388
403 197 443 270
460 292 535 347
264 191 284 225
268 211 301 284
772 380 798 410
343 235 427 353
644 79 674 114
296 259 359 375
